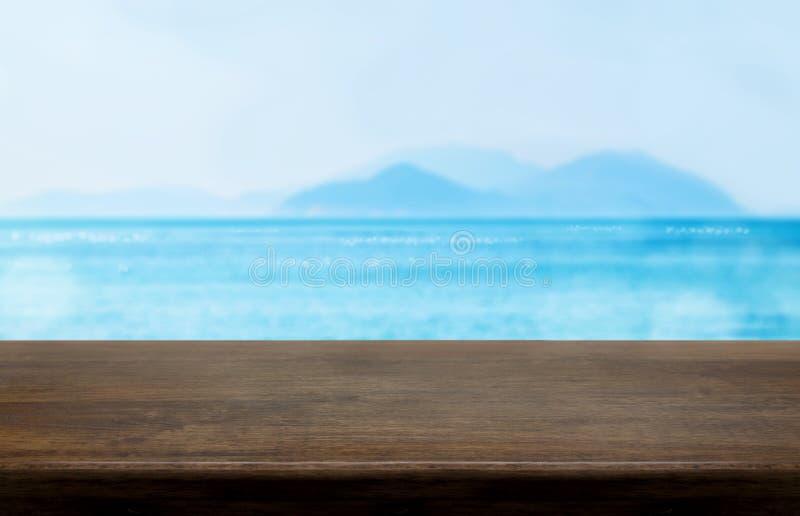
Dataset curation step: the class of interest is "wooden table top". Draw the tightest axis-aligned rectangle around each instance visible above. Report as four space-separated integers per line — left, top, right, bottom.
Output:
2 340 800 514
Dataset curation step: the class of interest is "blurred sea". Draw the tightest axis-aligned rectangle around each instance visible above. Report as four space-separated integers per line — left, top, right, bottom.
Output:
0 219 798 340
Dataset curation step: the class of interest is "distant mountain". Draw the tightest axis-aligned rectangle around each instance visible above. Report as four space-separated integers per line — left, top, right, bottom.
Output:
2 149 743 218
282 163 514 216
348 145 542 194
1 188 286 217
518 151 741 216
284 151 741 217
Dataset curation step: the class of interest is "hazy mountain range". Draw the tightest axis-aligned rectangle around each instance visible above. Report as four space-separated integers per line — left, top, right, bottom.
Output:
2 148 742 217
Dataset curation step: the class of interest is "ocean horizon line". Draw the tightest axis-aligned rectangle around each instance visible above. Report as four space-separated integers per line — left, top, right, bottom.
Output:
2 215 798 223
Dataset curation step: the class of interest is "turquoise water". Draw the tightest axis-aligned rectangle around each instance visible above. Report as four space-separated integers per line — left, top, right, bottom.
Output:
0 219 798 340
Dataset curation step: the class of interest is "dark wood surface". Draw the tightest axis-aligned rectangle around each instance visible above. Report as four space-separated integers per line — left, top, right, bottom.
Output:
2 341 800 514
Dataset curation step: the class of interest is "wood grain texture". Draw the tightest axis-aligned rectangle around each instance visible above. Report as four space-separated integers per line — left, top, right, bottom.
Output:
2 340 800 514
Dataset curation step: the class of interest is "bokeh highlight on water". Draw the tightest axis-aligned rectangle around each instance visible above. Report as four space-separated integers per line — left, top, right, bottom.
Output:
0 219 798 340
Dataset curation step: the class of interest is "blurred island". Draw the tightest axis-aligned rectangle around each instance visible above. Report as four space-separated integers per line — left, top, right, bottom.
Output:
2 149 741 217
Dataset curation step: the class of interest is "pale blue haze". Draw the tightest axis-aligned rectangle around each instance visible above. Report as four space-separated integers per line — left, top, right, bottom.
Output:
1 1 799 213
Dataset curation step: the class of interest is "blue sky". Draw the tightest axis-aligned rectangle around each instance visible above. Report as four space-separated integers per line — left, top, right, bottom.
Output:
1 0 798 213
